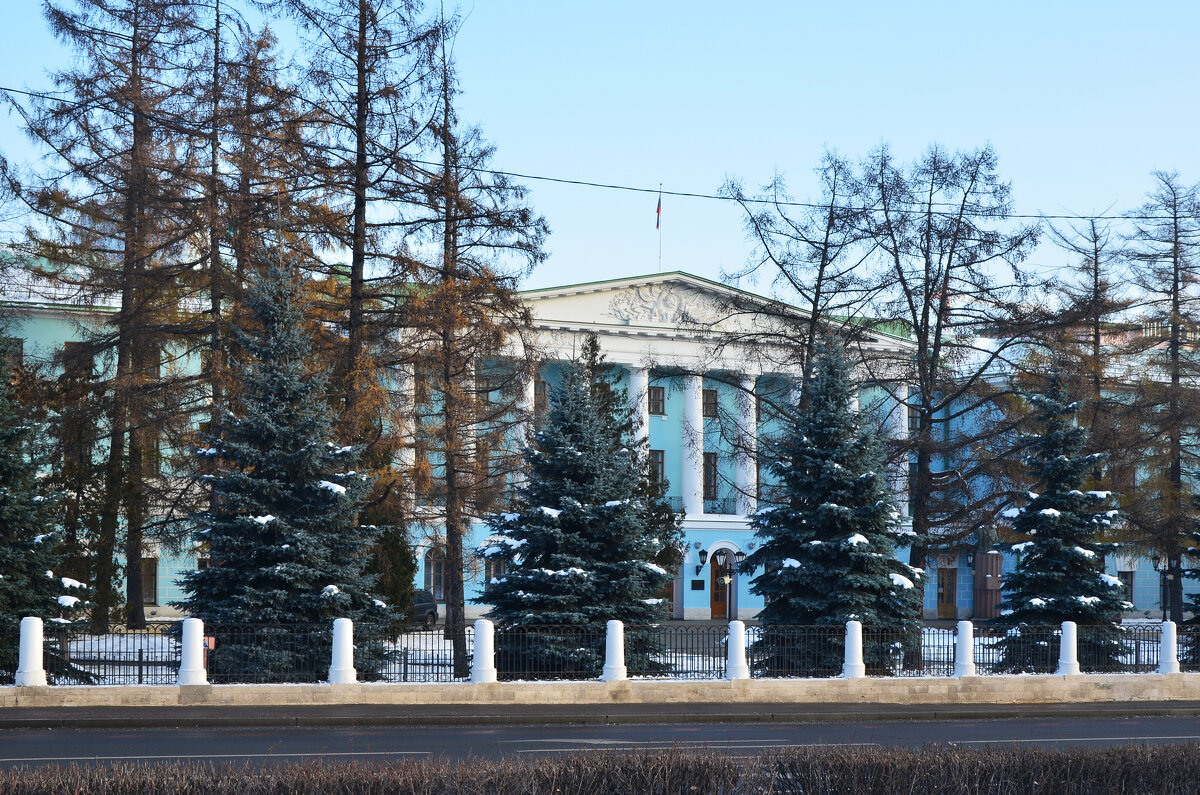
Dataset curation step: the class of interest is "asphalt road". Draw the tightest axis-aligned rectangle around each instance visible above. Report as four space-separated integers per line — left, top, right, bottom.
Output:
2 715 1199 766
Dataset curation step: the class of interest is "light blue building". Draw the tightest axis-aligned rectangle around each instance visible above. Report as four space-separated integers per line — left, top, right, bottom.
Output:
5 266 1194 622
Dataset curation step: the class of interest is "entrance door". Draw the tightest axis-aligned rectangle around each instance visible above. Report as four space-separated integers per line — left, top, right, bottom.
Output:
709 562 728 620
937 567 957 620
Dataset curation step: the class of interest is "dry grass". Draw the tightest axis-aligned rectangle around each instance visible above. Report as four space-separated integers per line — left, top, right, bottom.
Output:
0 743 1196 793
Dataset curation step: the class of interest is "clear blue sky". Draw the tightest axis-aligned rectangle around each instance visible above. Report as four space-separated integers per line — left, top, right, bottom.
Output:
3 2 1198 291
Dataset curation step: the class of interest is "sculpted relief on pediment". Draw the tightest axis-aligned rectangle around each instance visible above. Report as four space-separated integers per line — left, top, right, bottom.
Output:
606 284 719 326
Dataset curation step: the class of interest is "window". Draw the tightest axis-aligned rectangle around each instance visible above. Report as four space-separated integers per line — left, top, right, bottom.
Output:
702 389 718 418
907 406 921 436
648 386 666 415
1 337 23 373
534 379 548 414
484 558 507 585
755 393 763 423
649 449 665 487
141 558 158 606
61 341 93 379
703 452 719 501
424 548 446 601
1119 571 1135 606
196 556 211 571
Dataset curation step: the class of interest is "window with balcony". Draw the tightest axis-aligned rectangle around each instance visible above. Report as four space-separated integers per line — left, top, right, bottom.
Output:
649 449 665 487
703 452 719 501
1118 570 1135 606
485 558 507 585
534 379 548 414
424 548 446 601
702 389 718 418
141 558 158 606
648 386 666 415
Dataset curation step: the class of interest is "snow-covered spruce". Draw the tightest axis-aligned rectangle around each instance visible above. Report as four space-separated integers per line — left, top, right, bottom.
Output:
175 258 392 682
478 345 677 678
992 375 1128 673
0 335 91 683
742 338 921 676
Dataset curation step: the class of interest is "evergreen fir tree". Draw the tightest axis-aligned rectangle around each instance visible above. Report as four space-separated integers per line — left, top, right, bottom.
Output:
176 256 392 682
0 337 89 683
577 335 684 579
479 353 672 678
993 375 1128 673
742 339 921 675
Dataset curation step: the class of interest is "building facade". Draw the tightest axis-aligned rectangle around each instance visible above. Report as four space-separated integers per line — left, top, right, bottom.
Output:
4 267 1195 622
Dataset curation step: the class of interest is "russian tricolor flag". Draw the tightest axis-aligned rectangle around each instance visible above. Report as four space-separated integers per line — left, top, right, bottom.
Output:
656 194 661 229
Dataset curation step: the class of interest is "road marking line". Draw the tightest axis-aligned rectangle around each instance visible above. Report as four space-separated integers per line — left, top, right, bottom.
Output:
950 735 1200 745
0 751 431 763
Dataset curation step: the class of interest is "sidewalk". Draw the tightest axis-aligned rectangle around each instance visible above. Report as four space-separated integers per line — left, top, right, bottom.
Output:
5 699 1200 730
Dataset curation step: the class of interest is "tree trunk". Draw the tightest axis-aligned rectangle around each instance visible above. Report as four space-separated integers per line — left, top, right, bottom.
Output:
345 0 369 431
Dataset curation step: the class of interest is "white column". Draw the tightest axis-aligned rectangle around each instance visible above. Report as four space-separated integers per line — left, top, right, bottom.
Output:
953 620 976 677
396 365 416 476
628 366 650 436
842 620 866 678
177 617 208 686
328 618 357 684
725 620 750 680
515 372 537 483
601 619 627 681
15 617 47 687
1056 621 1080 675
681 373 704 516
1159 620 1180 674
735 373 757 516
471 619 498 683
891 382 910 518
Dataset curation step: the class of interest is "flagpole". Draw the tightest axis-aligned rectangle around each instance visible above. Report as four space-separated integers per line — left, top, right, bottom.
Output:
657 183 662 273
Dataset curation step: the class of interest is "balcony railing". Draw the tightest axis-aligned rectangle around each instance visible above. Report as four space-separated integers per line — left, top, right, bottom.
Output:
704 497 737 514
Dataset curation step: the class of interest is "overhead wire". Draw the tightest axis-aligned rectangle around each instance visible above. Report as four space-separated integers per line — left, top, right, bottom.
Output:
0 83 1188 223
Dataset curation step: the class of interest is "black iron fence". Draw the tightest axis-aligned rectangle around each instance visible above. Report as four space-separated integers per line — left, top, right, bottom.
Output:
494 625 608 681
1180 626 1200 673
973 625 1061 674
357 624 474 683
28 619 1200 684
747 625 844 678
204 623 331 684
626 624 726 679
43 622 180 685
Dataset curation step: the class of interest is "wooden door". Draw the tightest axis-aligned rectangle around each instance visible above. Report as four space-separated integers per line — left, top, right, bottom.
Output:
937 567 957 620
709 562 728 620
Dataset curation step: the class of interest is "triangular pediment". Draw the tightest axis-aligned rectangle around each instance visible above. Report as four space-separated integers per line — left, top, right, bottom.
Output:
520 272 791 331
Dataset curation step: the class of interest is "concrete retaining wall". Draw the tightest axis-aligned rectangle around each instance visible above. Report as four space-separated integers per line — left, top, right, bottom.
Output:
4 673 1198 710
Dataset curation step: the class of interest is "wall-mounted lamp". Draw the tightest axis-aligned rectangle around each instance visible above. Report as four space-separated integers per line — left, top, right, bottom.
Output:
735 550 747 566
695 549 708 575
965 552 976 568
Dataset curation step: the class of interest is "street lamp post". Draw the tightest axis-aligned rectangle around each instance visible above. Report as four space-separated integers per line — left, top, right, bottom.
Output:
709 549 747 621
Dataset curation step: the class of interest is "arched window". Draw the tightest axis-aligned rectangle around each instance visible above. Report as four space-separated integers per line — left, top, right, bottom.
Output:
424 548 445 601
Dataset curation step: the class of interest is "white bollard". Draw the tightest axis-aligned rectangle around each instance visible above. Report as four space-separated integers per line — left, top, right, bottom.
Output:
177 617 208 686
601 619 627 681
471 619 498 684
1159 620 1180 674
725 620 750 680
1056 620 1080 675
15 617 47 687
328 618 357 684
842 620 866 678
953 620 976 677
